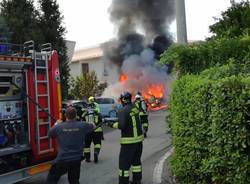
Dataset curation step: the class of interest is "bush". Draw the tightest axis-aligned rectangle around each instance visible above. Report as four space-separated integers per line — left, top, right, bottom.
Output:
68 71 99 100
160 37 250 76
200 60 250 79
170 64 250 183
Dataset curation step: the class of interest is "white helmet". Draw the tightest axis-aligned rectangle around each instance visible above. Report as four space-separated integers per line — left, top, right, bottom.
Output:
135 94 141 100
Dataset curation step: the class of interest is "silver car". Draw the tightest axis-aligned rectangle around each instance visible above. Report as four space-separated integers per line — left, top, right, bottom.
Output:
95 97 120 118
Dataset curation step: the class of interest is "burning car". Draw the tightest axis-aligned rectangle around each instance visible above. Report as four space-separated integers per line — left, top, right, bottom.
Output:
119 73 167 110
146 95 161 108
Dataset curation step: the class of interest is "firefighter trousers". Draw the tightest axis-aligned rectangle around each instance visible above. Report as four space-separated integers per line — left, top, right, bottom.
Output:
140 114 149 137
119 142 143 184
84 132 102 161
46 159 81 184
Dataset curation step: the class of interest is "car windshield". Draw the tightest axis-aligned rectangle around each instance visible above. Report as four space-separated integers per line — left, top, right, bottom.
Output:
95 98 115 104
73 101 88 107
62 101 88 108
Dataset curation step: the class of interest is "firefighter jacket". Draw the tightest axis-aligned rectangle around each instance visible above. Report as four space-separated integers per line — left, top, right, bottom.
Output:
135 99 148 116
113 103 144 144
89 102 100 114
82 105 102 133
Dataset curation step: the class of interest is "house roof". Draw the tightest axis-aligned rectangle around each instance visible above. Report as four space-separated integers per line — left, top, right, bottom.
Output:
71 46 103 63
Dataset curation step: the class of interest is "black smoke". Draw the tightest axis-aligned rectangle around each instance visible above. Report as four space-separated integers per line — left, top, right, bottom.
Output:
109 0 175 40
102 33 144 67
151 35 172 60
102 0 175 66
101 0 176 98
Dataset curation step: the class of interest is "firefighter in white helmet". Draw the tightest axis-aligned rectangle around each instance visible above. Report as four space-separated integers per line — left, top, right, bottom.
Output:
134 92 149 138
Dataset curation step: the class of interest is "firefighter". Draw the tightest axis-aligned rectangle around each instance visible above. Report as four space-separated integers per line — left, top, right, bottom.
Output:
134 92 149 138
46 106 95 184
88 96 100 113
82 96 103 163
108 92 144 184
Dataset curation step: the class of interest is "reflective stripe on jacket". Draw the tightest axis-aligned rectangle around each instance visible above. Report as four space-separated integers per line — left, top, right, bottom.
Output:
135 100 148 115
84 111 103 132
118 104 144 144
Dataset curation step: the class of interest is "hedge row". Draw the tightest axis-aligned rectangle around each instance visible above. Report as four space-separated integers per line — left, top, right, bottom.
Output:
160 37 250 76
170 64 250 184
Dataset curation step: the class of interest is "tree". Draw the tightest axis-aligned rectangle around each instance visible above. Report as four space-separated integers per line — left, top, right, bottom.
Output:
0 0 70 99
209 1 250 39
0 0 42 44
69 72 100 100
0 16 11 42
38 0 70 99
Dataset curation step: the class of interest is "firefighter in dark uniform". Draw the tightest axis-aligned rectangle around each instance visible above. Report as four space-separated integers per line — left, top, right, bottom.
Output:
108 92 144 184
46 107 95 184
82 96 103 163
134 92 149 138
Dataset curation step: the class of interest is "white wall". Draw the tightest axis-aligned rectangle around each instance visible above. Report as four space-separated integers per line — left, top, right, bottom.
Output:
69 57 108 83
69 62 81 78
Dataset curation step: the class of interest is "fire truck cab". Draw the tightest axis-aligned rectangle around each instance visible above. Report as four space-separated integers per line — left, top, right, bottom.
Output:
0 41 61 183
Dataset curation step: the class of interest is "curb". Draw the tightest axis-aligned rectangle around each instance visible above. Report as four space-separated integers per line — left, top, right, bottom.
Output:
153 147 174 184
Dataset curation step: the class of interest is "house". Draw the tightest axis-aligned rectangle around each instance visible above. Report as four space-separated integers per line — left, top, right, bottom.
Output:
65 40 76 62
69 45 110 83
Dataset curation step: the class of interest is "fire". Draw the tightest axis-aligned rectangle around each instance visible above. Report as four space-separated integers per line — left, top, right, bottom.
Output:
118 73 167 110
143 84 164 100
119 73 128 83
142 84 167 110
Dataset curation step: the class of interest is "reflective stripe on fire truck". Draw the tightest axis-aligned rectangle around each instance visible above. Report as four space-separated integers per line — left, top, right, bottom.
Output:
57 83 62 120
0 162 52 183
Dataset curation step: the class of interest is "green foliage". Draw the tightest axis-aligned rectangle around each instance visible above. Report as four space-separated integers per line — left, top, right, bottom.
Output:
69 72 100 100
38 0 69 99
167 2 250 182
0 0 42 44
0 15 11 41
170 64 250 183
209 1 250 39
160 1 250 76
0 0 70 99
160 37 250 76
200 60 250 79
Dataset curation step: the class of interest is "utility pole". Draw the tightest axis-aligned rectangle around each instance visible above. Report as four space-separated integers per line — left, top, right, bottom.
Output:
230 0 235 4
176 0 188 44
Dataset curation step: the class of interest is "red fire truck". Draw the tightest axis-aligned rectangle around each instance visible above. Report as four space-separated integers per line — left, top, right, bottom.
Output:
0 41 62 183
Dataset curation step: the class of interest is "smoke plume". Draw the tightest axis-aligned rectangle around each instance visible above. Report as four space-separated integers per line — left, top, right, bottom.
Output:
110 0 175 40
102 0 175 99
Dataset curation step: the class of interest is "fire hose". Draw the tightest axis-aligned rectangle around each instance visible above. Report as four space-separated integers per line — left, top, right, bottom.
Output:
10 81 58 122
83 107 118 131
11 81 118 131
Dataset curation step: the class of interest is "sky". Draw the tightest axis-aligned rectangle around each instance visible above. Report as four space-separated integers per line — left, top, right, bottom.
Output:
56 0 240 50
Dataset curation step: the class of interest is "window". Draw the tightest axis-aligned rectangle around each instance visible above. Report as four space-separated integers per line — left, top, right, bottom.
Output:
82 63 89 74
95 98 115 104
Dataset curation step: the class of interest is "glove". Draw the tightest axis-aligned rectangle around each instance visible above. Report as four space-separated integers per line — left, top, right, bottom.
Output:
107 121 114 128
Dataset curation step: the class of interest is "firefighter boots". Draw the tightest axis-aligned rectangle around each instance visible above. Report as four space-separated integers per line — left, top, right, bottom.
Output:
94 153 98 163
130 182 142 184
85 153 91 162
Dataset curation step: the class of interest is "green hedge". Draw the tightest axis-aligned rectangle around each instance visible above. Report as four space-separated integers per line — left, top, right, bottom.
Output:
160 37 250 76
170 64 250 183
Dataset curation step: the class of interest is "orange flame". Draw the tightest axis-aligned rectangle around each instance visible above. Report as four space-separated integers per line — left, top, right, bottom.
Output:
118 73 167 110
119 73 128 83
143 84 164 100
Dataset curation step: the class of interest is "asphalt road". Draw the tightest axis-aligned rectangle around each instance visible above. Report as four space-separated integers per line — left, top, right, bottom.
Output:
19 110 172 184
